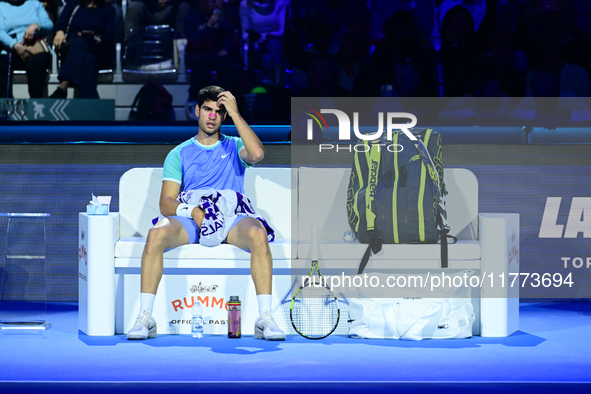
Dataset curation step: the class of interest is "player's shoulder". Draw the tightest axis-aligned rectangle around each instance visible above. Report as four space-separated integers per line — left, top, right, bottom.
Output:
178 137 197 149
168 137 197 154
221 134 243 146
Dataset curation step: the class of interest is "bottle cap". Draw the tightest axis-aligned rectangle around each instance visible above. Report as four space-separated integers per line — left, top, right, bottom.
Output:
230 296 240 302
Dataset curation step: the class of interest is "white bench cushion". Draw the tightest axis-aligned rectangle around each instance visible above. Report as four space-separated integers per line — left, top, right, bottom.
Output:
297 240 480 269
115 237 294 260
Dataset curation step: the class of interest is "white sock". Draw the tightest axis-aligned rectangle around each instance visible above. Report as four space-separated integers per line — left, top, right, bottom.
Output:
257 294 272 317
140 293 156 316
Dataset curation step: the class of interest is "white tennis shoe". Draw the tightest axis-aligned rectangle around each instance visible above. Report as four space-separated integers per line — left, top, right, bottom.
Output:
127 309 157 340
254 312 285 341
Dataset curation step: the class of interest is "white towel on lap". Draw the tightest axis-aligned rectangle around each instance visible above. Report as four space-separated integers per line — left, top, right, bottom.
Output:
178 189 275 247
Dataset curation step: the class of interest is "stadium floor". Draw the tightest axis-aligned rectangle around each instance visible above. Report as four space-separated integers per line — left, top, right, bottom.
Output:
0 302 590 393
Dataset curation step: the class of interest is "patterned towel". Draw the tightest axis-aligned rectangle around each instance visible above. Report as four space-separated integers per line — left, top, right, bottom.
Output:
178 189 274 246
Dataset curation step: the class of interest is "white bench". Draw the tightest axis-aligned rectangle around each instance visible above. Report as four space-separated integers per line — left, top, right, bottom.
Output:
79 167 519 337
79 167 295 336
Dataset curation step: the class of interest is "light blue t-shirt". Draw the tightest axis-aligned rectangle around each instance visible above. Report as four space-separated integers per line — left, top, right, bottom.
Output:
163 135 252 194
0 1 54 55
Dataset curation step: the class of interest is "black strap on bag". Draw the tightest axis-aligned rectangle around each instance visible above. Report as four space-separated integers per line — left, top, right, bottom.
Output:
439 215 449 268
413 137 457 269
356 140 382 274
441 230 458 269
358 235 382 275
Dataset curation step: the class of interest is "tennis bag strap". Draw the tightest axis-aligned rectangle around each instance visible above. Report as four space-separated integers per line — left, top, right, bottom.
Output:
356 140 383 274
413 135 456 268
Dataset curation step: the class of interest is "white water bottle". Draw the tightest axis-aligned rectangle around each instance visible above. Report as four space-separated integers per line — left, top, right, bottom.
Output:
191 301 204 339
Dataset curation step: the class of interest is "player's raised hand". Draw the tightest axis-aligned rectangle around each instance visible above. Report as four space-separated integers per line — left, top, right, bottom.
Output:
217 91 239 117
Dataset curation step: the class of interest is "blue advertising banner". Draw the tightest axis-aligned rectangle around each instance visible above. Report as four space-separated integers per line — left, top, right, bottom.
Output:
455 163 591 298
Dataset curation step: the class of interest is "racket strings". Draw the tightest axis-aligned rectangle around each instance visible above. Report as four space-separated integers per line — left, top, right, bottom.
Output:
291 285 339 339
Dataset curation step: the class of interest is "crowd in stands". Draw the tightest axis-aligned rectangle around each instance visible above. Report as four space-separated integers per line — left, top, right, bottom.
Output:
1 0 591 123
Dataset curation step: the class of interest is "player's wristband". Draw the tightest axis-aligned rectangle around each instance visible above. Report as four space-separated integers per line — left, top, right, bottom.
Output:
176 203 197 218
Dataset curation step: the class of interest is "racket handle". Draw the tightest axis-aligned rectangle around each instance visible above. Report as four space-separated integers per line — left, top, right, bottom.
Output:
311 225 319 261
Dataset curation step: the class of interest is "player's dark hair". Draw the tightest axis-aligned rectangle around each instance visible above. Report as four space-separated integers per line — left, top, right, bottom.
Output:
197 86 226 107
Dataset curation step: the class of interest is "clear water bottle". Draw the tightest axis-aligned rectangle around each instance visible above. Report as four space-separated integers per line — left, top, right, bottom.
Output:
191 301 204 339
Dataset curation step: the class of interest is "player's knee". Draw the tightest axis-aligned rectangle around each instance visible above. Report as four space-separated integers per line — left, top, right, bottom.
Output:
145 226 168 253
248 225 269 250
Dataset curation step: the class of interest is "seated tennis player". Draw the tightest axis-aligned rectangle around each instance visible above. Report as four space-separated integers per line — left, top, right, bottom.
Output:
127 85 285 341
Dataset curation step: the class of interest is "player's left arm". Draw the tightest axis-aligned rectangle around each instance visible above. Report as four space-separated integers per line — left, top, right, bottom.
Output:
217 91 265 164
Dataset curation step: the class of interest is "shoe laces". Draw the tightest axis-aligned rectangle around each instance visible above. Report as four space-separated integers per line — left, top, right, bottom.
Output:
135 309 152 324
259 312 278 328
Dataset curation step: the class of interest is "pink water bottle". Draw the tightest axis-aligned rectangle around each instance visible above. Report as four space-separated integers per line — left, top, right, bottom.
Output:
228 296 241 338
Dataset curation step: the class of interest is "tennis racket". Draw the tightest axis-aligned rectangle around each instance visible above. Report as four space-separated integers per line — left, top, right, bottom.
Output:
290 227 340 339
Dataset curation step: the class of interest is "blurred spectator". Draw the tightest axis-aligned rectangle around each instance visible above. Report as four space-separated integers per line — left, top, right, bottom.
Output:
370 0 434 45
438 1 497 96
0 0 53 98
210 0 243 65
296 53 353 97
510 68 591 128
570 0 591 39
336 29 374 96
286 16 373 96
438 0 488 32
217 0 242 33
554 0 591 83
381 58 423 98
291 0 370 42
317 0 370 39
495 0 527 32
284 11 339 93
514 0 591 74
51 0 116 98
184 0 242 116
439 5 478 96
477 25 527 97
370 10 439 97
293 11 339 56
124 0 190 40
524 31 591 97
239 0 289 85
217 0 243 58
